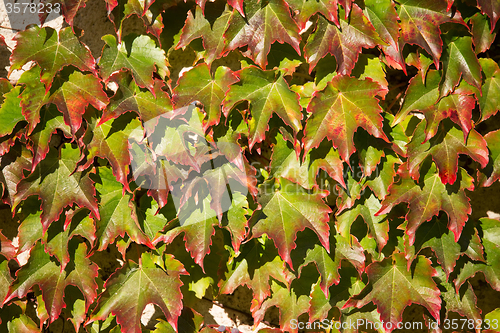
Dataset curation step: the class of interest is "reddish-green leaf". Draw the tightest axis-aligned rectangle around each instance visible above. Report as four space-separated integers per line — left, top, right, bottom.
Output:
94 166 151 251
223 66 302 150
17 66 50 135
478 58 500 121
90 252 187 333
440 35 482 96
252 178 331 268
0 145 32 206
99 34 168 92
14 144 99 232
177 6 233 65
344 253 441 331
173 64 238 128
9 26 96 88
123 0 164 41
4 242 98 323
363 0 404 71
303 75 388 162
224 0 301 69
479 128 500 187
407 121 488 185
50 71 109 134
397 0 463 66
377 162 474 245
304 6 381 74
100 72 173 135
477 0 500 31
470 12 497 54
287 0 340 30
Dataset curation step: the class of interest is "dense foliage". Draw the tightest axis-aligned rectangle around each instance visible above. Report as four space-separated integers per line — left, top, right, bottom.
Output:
1 0 500 331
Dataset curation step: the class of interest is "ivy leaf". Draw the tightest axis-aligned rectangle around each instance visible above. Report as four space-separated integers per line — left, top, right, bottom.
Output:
14 144 99 232
29 105 72 173
59 0 89 27
479 128 500 187
413 215 461 278
337 193 389 252
176 6 233 65
154 194 218 270
82 111 141 191
123 0 164 41
252 178 331 268
298 234 365 298
4 242 98 323
478 58 500 121
477 0 500 31
99 34 168 92
407 121 488 185
344 253 441 331
224 0 301 69
253 281 309 333
94 166 151 251
9 26 96 88
365 153 401 200
397 0 463 67
0 145 32 207
0 258 13 305
223 66 302 150
304 7 381 75
219 238 295 311
0 85 24 138
100 72 173 135
303 75 388 163
377 162 474 245
17 66 50 135
436 267 482 322
363 0 404 71
287 0 340 30
455 218 500 291
89 253 187 333
440 35 482 96
173 64 238 128
470 12 497 54
50 71 109 134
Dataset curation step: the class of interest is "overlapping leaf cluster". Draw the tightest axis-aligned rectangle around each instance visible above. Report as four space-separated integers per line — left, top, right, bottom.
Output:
0 0 499 331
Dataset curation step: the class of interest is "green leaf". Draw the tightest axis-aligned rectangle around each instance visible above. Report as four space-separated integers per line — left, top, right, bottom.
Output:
479 128 500 187
253 281 309 333
0 144 32 208
303 75 388 163
173 64 238 128
478 58 500 121
344 253 441 329
99 34 168 92
219 238 294 310
94 166 151 251
407 121 488 185
223 66 302 150
4 242 98 323
252 178 331 268
470 12 497 54
287 0 340 30
440 35 482 96
224 0 301 69
455 218 500 291
50 70 109 134
377 162 474 245
7 314 39 332
9 26 96 88
0 85 24 137
304 7 381 75
337 193 389 252
90 252 187 333
14 144 99 232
